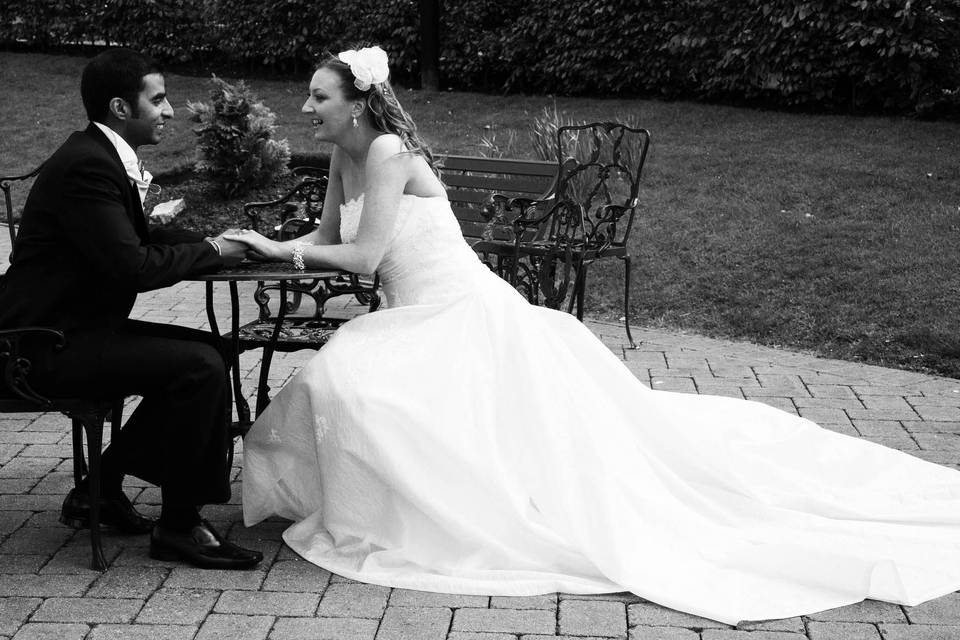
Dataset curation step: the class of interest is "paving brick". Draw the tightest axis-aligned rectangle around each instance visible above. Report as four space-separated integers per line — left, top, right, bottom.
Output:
0 495 61 511
880 624 960 639
26 473 72 495
448 634 515 640
31 597 143 624
0 574 93 597
627 602 729 629
0 479 35 493
860 434 919 451
914 406 960 421
0 458 59 480
736 617 804 632
650 378 697 394
0 555 46 574
136 588 218 625
0 526 73 556
0 433 61 445
261 559 331 593
315 583 390 618
9 622 89 640
562 592 643 604
797 407 852 425
87 624 198 640
806 599 905 623
744 396 798 413
904 592 960 624
852 420 909 437
269 617 379 640
901 420 960 434
491 594 556 609
914 433 960 451
559 599 627 638
807 621 880 639
375 605 451 640
214 589 319 616
0 598 41 635
629 628 701 640
0 512 30 537
806 384 858 399
194 613 272 640
163 567 265 590
701 631 804 640
86 567 169 598
452 608 555 634
389 589 488 608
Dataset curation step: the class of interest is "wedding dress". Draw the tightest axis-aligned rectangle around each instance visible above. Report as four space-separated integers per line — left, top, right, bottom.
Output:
243 193 960 624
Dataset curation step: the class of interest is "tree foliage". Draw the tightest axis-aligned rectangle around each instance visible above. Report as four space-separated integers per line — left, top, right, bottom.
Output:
3 0 957 116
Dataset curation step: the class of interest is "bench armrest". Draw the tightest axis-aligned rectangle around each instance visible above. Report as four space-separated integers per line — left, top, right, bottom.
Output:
0 327 65 407
244 176 327 236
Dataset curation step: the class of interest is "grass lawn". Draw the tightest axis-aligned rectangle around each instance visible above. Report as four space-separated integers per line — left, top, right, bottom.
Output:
2 51 959 378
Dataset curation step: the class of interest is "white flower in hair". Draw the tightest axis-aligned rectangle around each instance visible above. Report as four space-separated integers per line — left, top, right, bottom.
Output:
338 46 390 91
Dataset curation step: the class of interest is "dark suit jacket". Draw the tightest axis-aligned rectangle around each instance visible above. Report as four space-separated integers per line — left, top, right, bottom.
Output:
0 124 222 334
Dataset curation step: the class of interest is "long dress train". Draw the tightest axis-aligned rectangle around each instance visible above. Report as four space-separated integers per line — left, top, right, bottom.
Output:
242 193 960 624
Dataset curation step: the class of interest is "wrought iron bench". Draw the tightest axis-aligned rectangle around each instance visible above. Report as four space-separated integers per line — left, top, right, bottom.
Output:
2 167 123 570
498 122 651 348
438 154 559 293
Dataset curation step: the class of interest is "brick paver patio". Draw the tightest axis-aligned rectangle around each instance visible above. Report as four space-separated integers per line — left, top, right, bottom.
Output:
3 227 960 639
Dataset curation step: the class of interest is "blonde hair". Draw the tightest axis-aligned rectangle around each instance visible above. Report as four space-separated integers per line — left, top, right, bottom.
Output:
320 49 440 176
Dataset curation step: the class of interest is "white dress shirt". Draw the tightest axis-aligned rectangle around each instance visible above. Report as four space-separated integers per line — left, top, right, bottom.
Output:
92 121 153 205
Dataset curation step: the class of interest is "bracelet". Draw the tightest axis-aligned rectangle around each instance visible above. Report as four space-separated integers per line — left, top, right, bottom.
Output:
291 242 307 270
206 238 222 256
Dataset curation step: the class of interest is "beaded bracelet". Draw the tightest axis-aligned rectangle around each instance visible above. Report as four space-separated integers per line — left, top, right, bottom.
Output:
291 242 308 270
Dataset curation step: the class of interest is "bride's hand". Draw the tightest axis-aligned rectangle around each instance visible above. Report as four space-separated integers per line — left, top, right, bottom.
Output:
223 230 284 261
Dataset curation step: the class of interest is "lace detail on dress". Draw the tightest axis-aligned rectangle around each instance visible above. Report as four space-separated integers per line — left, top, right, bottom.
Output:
338 192 488 308
339 195 364 244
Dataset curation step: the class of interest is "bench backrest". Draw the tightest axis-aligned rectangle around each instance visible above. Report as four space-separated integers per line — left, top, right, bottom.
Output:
1 165 44 250
439 155 557 242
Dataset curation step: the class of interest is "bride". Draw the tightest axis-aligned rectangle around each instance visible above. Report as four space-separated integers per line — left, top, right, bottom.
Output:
228 45 960 625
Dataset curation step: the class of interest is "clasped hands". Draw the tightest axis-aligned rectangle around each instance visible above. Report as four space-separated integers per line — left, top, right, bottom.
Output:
219 228 284 264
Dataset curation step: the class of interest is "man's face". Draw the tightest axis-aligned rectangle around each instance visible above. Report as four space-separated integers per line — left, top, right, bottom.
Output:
123 72 173 149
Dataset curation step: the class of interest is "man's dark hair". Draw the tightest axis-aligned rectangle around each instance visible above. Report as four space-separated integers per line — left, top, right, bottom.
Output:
80 48 162 123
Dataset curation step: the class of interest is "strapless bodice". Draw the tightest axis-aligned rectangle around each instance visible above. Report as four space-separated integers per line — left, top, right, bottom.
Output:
339 194 487 308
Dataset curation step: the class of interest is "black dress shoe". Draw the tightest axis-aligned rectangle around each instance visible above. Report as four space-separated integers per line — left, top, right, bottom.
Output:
60 487 156 535
149 520 263 570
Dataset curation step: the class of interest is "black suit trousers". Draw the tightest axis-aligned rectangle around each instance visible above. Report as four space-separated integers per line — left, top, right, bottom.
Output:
33 319 231 506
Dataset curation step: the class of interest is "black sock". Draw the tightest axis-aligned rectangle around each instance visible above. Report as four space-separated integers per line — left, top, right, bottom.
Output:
159 487 202 532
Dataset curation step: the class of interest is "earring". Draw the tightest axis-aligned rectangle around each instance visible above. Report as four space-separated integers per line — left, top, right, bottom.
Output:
352 116 359 128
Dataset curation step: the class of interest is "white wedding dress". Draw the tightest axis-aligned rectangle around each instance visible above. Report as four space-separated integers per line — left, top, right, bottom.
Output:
243 193 960 624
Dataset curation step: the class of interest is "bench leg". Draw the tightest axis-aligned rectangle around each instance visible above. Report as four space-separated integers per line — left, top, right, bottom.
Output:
622 255 637 349
72 414 107 571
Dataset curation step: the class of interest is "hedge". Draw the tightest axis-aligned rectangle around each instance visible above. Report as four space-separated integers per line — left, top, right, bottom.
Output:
3 0 957 116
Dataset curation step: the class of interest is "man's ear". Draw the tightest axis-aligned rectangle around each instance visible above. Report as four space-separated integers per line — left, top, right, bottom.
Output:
109 98 128 120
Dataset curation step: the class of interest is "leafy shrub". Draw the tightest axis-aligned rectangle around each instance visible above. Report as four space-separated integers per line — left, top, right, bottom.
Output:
4 0 958 116
187 76 291 198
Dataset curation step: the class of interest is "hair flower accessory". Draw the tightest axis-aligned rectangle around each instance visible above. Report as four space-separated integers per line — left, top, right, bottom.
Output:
338 46 390 91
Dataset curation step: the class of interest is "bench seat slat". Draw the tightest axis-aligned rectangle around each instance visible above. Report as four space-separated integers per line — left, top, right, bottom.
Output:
440 155 556 176
443 174 554 194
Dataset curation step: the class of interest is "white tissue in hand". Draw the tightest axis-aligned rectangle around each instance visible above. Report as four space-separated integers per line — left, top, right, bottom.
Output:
149 198 185 224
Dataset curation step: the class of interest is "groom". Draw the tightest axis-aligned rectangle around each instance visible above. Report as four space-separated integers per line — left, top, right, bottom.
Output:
0 48 260 569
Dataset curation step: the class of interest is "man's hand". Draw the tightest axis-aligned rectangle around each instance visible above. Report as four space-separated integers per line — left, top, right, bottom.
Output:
207 233 246 266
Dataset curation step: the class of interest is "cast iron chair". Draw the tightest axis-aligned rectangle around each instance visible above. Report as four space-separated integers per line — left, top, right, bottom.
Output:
2 165 43 247
1 166 125 570
491 122 651 347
